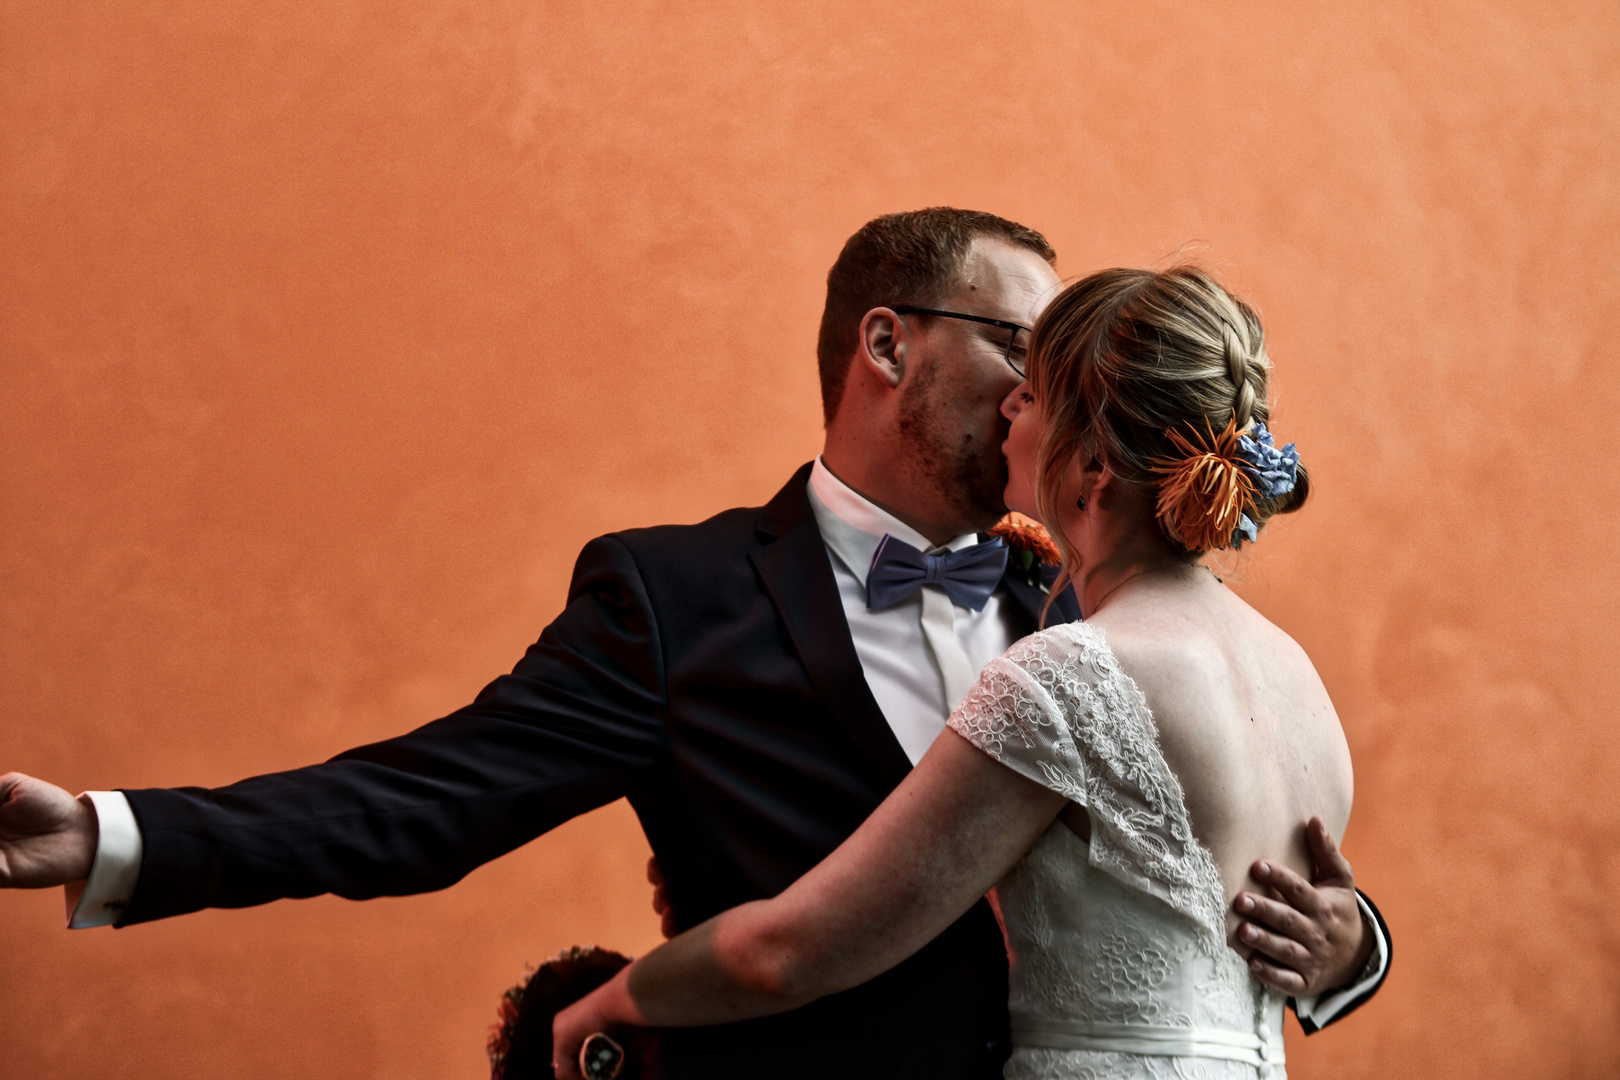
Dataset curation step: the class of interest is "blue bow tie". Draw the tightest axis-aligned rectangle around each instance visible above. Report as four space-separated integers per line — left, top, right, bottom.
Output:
865 534 1009 612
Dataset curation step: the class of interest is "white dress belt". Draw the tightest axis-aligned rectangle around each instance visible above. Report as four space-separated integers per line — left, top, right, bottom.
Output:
1012 1017 1285 1067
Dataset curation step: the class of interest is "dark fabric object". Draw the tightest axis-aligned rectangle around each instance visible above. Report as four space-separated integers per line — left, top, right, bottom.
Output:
1292 889 1393 1035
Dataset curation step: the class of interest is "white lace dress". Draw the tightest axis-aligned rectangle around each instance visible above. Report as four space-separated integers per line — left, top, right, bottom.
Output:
947 622 1286 1080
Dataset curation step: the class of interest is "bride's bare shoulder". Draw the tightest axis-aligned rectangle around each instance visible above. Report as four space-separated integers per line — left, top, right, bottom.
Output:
1092 587 1353 837
1086 600 1231 701
1087 586 1336 737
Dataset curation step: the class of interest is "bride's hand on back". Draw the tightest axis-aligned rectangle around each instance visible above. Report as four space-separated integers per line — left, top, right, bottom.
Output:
1232 817 1374 997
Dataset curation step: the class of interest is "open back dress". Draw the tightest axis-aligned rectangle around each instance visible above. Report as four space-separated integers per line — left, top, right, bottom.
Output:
947 621 1286 1080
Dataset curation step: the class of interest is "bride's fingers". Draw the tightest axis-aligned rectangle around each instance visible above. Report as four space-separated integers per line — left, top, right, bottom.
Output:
1247 953 1307 996
551 1030 584 1080
552 1001 595 1080
1250 859 1320 914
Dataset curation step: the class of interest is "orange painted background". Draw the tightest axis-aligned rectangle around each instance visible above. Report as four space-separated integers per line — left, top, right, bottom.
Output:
3 2 1617 1077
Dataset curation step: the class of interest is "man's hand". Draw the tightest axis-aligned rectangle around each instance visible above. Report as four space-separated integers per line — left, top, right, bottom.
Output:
1232 816 1373 997
647 856 678 940
0 773 97 888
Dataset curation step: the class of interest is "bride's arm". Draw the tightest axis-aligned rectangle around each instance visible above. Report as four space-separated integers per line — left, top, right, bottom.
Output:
552 729 1065 1076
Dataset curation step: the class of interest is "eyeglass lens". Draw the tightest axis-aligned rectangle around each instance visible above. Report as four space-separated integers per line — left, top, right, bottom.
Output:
1003 327 1027 378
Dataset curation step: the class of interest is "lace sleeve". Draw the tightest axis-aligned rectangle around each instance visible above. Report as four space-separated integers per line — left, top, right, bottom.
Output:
947 637 1091 806
947 623 1226 936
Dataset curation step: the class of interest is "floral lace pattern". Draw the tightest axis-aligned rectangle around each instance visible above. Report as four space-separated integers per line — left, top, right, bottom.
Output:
948 622 1281 1080
950 622 1226 940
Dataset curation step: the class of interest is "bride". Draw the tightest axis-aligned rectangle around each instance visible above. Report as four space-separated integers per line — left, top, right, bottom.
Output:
554 264 1358 1079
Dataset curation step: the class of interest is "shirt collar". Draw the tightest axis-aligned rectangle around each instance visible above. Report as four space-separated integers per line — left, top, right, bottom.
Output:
807 456 984 585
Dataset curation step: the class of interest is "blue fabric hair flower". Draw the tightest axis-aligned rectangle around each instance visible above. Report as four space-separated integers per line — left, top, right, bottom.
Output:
1234 423 1300 500
1227 424 1299 548
1232 513 1259 547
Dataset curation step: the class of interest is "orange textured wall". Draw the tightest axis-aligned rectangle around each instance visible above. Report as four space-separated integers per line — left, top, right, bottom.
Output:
2 3 1616 1077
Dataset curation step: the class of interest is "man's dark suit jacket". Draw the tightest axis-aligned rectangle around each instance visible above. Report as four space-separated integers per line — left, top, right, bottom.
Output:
118 463 1382 1078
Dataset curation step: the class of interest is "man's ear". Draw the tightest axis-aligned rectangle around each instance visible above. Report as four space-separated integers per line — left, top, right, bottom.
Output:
856 307 907 389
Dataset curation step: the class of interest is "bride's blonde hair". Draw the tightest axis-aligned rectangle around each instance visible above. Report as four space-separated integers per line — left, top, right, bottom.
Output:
1028 265 1310 599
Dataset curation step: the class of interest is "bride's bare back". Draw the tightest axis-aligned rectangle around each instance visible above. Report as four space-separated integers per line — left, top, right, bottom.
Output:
1093 568 1353 943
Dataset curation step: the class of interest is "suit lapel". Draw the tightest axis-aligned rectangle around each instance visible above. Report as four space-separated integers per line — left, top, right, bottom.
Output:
751 466 914 790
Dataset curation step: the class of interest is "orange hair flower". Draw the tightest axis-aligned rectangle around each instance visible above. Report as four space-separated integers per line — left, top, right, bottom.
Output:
1151 419 1257 552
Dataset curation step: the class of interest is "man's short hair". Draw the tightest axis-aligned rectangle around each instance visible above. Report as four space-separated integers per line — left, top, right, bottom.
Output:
816 207 1057 422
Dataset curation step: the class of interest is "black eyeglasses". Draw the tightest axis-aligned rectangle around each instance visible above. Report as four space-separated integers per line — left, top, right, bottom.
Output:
891 305 1031 378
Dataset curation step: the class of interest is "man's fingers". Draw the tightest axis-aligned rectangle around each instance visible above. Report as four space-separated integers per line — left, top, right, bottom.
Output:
1306 816 1355 887
648 858 670 912
0 773 41 828
647 855 677 937
1236 921 1313 971
1233 893 1318 945
0 776 96 887
1251 859 1320 913
1247 954 1307 997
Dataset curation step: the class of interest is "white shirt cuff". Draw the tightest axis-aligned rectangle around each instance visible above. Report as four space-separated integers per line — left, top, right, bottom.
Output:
1293 892 1389 1027
64 790 143 929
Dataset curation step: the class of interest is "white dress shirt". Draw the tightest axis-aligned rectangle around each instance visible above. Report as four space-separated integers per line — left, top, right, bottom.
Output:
807 457 1019 764
64 458 1388 1029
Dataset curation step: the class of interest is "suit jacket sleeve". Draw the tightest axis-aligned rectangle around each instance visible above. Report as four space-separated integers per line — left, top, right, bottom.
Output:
117 535 667 925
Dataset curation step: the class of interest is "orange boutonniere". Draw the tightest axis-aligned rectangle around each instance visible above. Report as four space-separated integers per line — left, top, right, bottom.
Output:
988 513 1062 590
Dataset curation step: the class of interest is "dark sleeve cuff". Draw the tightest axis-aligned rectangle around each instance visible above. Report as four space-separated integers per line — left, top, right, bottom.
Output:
1290 889 1391 1033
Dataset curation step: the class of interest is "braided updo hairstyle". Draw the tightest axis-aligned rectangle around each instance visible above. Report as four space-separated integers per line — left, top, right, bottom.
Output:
1028 265 1310 581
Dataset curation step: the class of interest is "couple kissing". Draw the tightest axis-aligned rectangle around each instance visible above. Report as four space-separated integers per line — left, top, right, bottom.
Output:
0 208 1389 1080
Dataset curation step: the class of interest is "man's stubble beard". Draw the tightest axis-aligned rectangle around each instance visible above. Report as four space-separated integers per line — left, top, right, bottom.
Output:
895 360 1009 533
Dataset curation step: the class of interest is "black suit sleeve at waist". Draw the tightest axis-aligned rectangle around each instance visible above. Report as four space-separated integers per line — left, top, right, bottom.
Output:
118 535 668 925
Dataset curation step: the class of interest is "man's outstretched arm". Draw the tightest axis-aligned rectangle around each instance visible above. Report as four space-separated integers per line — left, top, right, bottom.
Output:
2 534 669 927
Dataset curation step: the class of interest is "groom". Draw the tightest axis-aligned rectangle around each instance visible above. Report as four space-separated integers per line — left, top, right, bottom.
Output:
0 208 1387 1079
